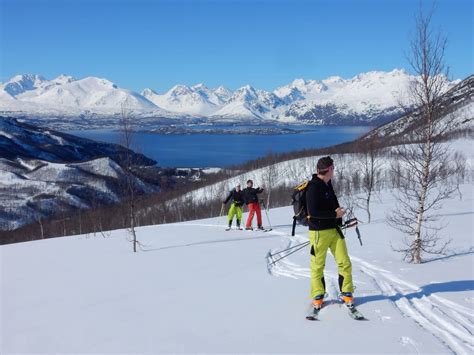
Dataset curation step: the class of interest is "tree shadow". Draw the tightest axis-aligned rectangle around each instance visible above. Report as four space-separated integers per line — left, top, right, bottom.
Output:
143 234 280 252
356 280 474 306
423 248 474 263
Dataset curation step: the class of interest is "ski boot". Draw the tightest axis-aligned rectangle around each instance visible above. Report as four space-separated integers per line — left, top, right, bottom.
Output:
312 294 324 310
340 292 354 306
306 294 325 320
225 222 232 231
257 225 265 231
339 292 365 320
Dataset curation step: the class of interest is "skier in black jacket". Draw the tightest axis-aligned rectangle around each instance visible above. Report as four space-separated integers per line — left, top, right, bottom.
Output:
222 183 245 230
306 156 354 310
242 179 264 230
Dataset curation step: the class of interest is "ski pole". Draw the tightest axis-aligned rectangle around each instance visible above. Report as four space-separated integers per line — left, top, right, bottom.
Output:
344 211 363 246
341 218 358 230
355 226 363 246
219 203 225 217
269 241 309 266
268 241 310 258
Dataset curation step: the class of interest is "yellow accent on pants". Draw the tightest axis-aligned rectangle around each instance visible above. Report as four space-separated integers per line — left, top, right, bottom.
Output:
227 203 243 225
309 228 354 298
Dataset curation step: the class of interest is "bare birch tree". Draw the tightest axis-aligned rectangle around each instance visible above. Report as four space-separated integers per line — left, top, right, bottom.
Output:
119 103 139 252
263 153 277 211
356 143 383 223
387 6 461 263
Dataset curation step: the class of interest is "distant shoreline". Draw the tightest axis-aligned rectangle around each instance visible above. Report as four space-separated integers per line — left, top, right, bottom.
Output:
142 126 315 135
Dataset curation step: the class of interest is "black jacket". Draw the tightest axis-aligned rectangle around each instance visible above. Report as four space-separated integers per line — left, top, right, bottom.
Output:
306 174 342 231
223 189 245 206
242 187 264 205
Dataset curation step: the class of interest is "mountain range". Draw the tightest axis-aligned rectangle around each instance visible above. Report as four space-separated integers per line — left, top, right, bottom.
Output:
0 70 460 126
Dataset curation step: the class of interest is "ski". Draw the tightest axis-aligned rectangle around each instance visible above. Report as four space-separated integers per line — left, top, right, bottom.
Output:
344 303 366 320
306 305 323 321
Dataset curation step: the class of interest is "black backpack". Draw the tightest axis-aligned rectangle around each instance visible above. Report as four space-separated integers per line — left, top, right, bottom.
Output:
291 180 310 236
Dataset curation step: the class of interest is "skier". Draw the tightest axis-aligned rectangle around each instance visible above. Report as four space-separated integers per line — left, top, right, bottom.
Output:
306 156 355 310
222 183 245 230
242 179 264 230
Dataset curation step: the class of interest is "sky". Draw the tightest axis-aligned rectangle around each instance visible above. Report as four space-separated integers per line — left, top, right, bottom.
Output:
0 0 472 93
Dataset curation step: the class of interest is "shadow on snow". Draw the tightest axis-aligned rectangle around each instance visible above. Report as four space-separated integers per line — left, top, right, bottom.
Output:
356 280 474 306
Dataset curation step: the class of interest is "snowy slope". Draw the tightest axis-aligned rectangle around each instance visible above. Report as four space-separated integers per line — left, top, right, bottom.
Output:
0 156 157 230
364 74 474 141
2 183 473 353
175 137 474 209
0 117 159 230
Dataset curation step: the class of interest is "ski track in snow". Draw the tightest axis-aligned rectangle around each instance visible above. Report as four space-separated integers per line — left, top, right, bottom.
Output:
266 230 474 354
355 256 474 355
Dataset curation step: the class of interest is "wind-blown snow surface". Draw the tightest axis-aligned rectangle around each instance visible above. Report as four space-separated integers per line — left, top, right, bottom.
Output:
2 184 473 353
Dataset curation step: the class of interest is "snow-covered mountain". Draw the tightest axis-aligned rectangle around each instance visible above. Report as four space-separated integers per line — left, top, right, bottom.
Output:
0 74 171 117
0 69 462 125
211 85 284 120
0 117 159 230
141 83 231 116
362 74 474 142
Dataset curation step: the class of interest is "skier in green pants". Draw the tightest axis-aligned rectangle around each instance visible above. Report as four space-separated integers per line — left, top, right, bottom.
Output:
306 156 354 309
222 183 244 230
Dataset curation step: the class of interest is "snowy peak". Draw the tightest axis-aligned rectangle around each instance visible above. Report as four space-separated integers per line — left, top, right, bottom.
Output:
0 75 161 115
231 85 258 101
322 76 344 84
214 85 233 99
2 74 47 96
141 83 234 116
274 78 327 102
143 84 216 115
211 85 283 120
52 74 76 85
0 69 463 124
141 88 158 97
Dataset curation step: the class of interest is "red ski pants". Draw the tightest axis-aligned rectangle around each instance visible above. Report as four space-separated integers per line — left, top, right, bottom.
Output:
246 202 262 228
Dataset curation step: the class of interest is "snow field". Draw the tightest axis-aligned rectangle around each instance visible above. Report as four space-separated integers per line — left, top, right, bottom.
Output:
2 183 473 353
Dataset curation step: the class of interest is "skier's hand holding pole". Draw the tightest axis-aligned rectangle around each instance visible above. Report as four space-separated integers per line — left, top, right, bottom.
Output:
336 207 345 219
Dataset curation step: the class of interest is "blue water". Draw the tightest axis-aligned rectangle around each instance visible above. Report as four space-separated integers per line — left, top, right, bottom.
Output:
68 125 372 167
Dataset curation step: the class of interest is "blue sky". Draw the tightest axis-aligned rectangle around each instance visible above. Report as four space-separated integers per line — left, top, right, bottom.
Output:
0 0 472 92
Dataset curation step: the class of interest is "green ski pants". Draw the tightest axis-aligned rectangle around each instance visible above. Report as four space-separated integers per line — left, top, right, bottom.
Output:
309 228 354 298
227 203 243 225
